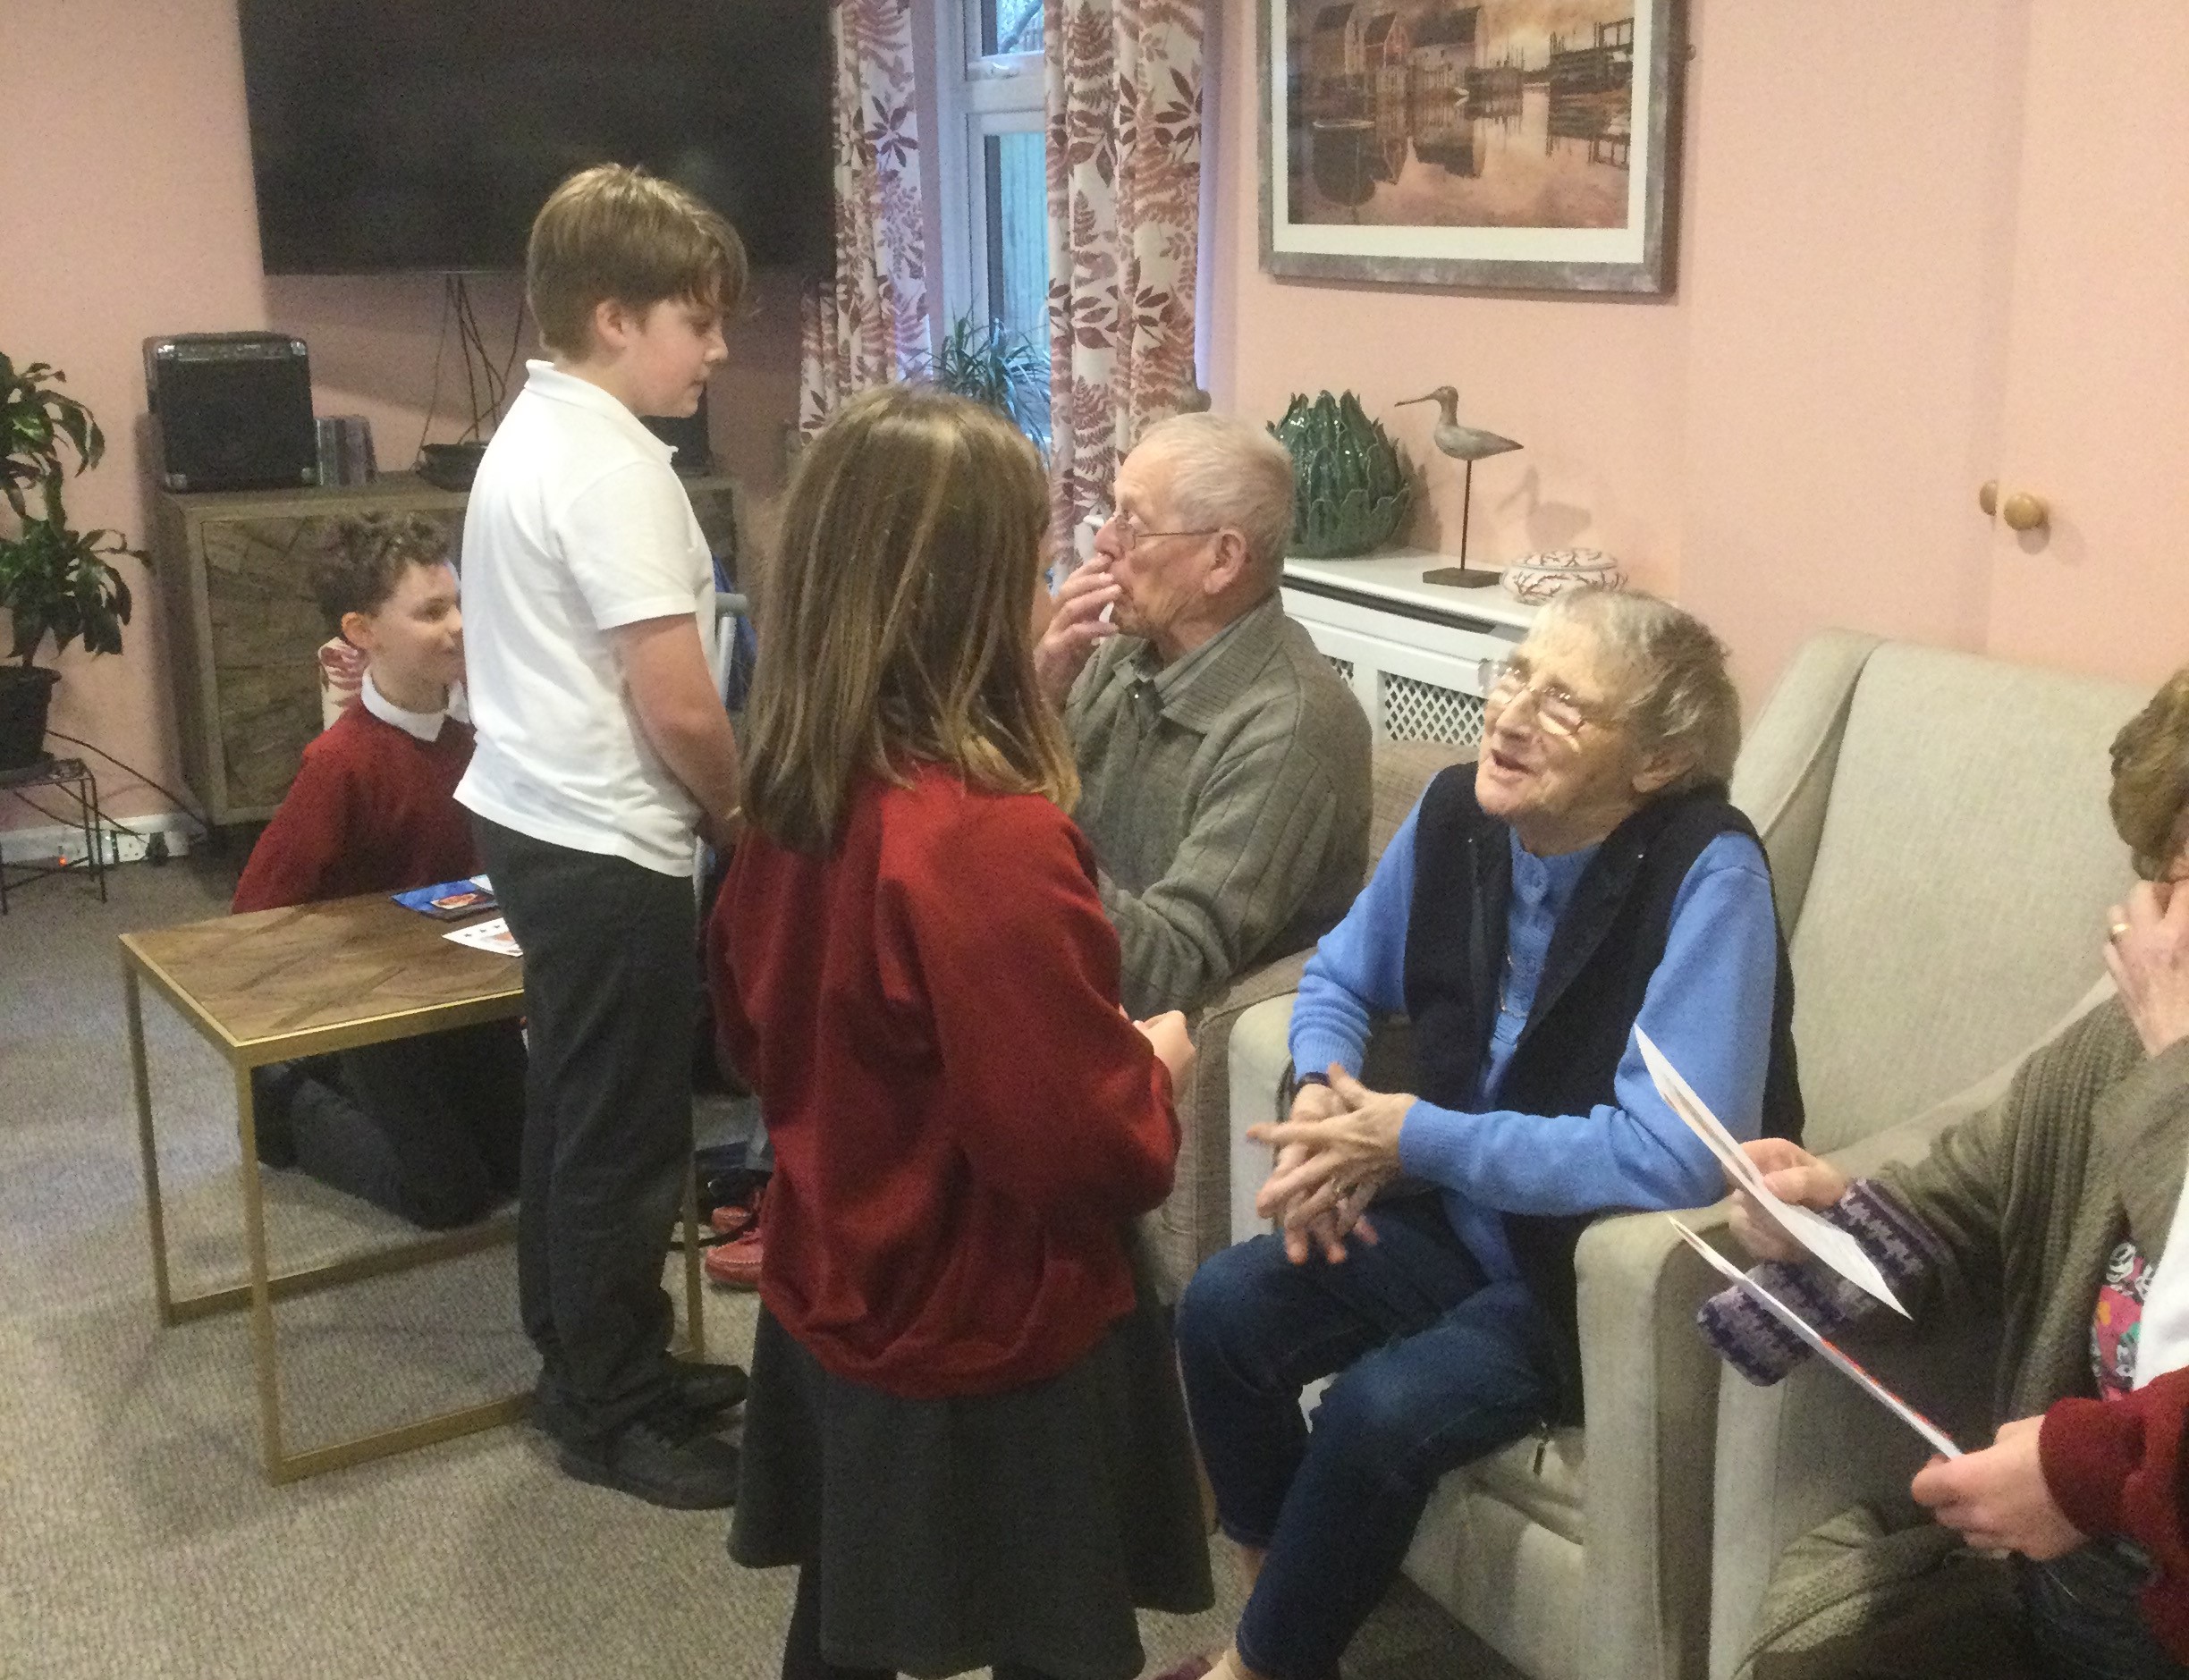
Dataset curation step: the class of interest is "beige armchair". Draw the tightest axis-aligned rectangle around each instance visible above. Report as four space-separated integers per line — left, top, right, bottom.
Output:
1705 637 2150 1679
1224 631 2150 1680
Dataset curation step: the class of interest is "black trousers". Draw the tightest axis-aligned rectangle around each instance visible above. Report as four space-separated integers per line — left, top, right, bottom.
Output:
473 816 699 1445
270 1024 526 1228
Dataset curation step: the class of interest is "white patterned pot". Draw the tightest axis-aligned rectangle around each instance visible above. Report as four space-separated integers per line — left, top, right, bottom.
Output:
1501 548 1626 603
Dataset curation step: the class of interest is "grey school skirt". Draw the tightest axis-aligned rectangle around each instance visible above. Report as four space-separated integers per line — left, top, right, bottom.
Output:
729 1237 1215 1680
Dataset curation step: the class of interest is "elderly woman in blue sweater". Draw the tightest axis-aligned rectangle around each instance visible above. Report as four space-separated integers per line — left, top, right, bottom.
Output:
1169 587 1801 1680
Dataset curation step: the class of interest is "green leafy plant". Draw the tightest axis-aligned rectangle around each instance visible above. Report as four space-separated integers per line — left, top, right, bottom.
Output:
0 353 141 668
928 315 1051 452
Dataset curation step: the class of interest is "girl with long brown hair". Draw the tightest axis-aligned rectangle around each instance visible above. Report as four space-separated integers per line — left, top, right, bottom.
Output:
707 384 1213 1680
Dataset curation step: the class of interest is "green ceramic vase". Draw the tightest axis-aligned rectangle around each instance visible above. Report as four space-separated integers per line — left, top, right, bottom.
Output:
1269 391 1414 559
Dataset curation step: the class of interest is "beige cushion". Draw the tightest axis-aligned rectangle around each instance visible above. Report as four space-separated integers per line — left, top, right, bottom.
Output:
1774 644 2144 1151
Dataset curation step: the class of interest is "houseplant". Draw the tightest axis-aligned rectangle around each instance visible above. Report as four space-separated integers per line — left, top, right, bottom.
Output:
0 352 143 769
929 314 1051 453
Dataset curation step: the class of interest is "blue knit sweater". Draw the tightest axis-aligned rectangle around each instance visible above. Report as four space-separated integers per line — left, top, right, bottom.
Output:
1288 798 1782 1281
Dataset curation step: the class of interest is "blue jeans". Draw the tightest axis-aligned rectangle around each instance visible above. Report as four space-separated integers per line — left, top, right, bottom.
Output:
1175 1195 1557 1680
2024 1541 2189 1680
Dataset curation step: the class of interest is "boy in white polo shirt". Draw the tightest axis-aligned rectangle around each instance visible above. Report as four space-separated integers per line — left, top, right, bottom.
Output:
459 165 747 1510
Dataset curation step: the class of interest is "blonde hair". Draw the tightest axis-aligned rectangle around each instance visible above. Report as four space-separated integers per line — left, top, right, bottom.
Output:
1137 412 1296 583
740 384 1078 853
2109 666 2189 880
1535 587 1741 789
525 164 749 359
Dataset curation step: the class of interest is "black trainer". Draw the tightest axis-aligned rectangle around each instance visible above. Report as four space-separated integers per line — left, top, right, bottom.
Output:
674 1359 748 1418
533 1362 748 1446
556 1414 740 1509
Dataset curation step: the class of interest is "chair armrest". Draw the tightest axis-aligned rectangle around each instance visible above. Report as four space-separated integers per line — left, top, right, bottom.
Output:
1145 955 1315 1301
1227 994 1298 1248
1574 1201 1745 1680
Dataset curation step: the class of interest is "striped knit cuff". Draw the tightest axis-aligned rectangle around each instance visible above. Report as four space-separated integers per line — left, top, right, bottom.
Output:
1696 1260 1814 1386
1695 1178 1947 1386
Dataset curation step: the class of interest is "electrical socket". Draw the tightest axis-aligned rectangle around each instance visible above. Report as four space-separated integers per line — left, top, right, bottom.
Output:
0 820 192 869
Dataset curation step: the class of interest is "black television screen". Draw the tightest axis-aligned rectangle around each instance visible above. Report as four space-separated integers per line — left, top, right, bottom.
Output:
239 0 831 274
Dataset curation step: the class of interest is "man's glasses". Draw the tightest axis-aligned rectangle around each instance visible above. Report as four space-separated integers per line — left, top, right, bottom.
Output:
1105 511 1220 557
1477 657 1611 739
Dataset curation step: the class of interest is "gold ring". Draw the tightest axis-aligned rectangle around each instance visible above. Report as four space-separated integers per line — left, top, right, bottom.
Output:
2110 921 2132 941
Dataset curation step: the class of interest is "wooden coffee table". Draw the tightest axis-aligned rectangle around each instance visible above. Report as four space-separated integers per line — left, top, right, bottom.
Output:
121 894 707 1483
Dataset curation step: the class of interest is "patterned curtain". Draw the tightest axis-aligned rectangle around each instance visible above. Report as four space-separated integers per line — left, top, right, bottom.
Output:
1044 0 1207 567
799 0 933 435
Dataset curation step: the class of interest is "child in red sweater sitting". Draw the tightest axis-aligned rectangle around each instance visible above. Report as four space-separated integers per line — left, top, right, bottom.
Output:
707 385 1214 1680
233 513 524 1229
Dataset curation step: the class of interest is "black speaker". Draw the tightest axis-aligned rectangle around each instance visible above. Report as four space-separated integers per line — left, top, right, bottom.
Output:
640 389 714 477
143 333 317 493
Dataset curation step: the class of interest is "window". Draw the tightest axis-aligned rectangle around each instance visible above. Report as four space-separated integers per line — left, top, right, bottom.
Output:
933 0 1051 435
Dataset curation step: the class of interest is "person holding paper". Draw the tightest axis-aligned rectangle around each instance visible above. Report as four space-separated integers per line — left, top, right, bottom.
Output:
1165 588 1801 1680
1699 666 2189 1677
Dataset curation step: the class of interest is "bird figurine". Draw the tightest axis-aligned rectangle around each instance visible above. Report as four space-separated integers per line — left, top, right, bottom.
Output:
1397 386 1522 588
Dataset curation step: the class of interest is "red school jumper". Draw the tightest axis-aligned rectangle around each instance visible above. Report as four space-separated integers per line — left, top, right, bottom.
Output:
232 703 478 912
2044 1367 2189 1660
706 763 1179 1402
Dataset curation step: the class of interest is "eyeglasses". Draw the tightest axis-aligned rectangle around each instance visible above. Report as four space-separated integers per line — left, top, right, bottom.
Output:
1478 657 1613 739
1105 510 1221 557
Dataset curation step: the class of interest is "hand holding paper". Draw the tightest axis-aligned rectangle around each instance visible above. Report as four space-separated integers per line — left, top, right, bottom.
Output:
1670 1216 1959 1457
1636 1026 1908 1317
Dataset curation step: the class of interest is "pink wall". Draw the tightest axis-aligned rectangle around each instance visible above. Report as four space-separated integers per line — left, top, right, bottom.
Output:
1207 0 2182 705
0 0 801 825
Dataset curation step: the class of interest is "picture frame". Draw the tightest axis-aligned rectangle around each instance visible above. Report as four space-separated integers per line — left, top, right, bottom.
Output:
1258 0 1682 294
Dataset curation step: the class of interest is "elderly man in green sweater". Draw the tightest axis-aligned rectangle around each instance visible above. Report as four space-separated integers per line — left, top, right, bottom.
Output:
1035 412 1371 1019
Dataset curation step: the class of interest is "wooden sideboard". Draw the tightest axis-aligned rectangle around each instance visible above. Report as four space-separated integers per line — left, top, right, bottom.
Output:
154 471 740 828
1280 550 1541 748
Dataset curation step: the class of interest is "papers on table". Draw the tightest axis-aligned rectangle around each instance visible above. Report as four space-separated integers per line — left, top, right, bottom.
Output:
444 916 521 958
1635 1026 1906 1317
1669 1217 1961 1459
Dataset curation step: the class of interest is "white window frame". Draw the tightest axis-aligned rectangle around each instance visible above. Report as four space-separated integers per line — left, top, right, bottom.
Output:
930 0 1045 334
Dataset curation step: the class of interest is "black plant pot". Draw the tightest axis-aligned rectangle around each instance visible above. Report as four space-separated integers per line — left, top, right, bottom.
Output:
0 666 60 772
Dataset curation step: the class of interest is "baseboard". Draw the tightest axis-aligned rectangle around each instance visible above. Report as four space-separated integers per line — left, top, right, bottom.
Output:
0 809 197 868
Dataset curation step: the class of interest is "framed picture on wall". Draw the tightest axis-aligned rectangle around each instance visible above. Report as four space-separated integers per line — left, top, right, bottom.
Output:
1259 0 1682 293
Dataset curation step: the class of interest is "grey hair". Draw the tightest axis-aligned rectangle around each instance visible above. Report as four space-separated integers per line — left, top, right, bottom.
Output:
1532 587 1741 790
1135 412 1296 582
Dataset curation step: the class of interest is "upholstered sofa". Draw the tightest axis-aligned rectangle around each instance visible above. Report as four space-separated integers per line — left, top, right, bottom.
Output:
1215 630 2151 1680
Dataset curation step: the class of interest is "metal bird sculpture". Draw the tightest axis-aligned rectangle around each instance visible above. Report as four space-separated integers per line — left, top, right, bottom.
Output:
1397 386 1522 588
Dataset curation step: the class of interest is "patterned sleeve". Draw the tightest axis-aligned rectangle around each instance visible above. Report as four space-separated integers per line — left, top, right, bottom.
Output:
1697 1178 1956 1386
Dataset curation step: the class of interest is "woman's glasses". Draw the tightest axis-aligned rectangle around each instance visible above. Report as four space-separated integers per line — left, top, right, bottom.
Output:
1477 657 1610 739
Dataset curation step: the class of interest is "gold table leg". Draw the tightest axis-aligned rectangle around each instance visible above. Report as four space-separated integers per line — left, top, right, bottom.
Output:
124 962 179 1326
131 980 532 1484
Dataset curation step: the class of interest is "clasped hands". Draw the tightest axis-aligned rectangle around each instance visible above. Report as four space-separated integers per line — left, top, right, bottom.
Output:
1247 1066 1412 1265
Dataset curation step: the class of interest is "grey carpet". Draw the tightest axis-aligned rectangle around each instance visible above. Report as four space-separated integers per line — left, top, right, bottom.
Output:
0 856 1509 1679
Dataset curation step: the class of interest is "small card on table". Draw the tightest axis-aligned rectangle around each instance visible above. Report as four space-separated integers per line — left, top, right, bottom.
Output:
391 874 499 922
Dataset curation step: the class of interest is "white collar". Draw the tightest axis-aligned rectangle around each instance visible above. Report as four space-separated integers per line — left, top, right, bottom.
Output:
518 360 676 464
361 669 448 743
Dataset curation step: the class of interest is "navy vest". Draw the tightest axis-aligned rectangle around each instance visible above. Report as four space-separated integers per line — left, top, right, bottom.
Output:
1402 767 1803 1421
